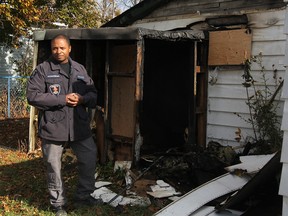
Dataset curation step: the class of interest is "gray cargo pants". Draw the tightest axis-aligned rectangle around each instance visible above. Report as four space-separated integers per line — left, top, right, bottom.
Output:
42 137 97 208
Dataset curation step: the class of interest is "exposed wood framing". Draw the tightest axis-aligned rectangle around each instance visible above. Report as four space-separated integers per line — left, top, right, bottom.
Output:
28 41 39 152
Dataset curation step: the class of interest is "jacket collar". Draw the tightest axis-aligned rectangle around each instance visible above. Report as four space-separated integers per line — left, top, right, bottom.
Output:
48 57 79 77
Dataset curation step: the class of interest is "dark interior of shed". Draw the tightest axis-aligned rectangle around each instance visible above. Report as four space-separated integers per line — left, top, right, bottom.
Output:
140 39 195 153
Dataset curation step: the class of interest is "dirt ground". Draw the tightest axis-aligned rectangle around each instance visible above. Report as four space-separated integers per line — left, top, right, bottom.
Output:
0 118 283 215
0 118 30 150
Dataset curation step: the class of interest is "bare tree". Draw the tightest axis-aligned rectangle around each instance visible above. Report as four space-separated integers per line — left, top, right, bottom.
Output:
95 0 122 23
119 0 143 11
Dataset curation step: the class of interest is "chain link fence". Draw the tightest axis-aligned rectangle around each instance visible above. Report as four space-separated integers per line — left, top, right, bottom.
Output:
0 76 30 119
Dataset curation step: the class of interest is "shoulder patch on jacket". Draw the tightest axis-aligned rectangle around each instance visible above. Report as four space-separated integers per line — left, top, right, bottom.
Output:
49 84 61 95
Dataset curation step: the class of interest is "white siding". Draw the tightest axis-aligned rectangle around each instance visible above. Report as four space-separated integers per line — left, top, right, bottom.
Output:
280 5 288 215
207 10 286 148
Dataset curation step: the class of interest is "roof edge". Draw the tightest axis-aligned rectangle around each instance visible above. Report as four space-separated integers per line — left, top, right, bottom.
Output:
102 0 172 27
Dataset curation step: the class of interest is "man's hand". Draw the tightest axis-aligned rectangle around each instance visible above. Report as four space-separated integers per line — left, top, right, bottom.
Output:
66 93 83 107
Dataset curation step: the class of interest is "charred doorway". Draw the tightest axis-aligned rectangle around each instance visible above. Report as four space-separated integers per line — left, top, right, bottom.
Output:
141 39 208 153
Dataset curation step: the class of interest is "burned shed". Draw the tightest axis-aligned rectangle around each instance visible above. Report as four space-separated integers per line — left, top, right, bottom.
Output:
103 0 287 149
30 27 209 162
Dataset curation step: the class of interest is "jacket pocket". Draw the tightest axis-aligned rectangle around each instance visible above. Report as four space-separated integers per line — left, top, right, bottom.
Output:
45 109 66 123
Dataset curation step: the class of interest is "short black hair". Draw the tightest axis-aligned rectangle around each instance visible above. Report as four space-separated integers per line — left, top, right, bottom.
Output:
51 34 71 46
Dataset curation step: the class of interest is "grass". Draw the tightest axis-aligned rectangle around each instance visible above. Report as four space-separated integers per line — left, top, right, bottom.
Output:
0 148 167 216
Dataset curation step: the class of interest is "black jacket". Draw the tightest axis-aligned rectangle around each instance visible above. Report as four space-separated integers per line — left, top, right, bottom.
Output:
27 57 97 141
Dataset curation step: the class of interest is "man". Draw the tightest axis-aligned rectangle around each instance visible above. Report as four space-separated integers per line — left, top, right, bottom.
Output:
27 34 99 216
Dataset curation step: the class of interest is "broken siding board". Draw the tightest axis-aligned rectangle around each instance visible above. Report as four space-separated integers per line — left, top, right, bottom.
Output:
208 29 252 66
154 173 250 216
219 152 281 212
225 153 276 173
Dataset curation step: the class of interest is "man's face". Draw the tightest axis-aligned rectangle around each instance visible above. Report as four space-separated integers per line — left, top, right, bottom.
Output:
51 38 71 64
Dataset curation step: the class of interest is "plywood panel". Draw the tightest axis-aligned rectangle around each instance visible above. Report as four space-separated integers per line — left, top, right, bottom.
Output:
208 29 252 66
110 44 136 73
111 77 135 137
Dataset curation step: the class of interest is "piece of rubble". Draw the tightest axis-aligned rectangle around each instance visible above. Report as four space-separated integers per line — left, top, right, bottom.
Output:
147 180 181 198
95 181 112 188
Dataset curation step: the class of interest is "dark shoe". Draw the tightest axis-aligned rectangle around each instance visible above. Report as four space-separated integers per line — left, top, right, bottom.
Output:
53 206 67 216
74 196 102 207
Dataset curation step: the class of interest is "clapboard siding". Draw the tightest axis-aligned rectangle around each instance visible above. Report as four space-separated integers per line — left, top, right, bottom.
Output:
208 84 259 99
208 98 250 113
280 4 288 215
206 10 285 146
252 27 286 41
207 111 252 128
210 68 285 85
252 41 286 55
206 124 254 148
208 97 284 114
